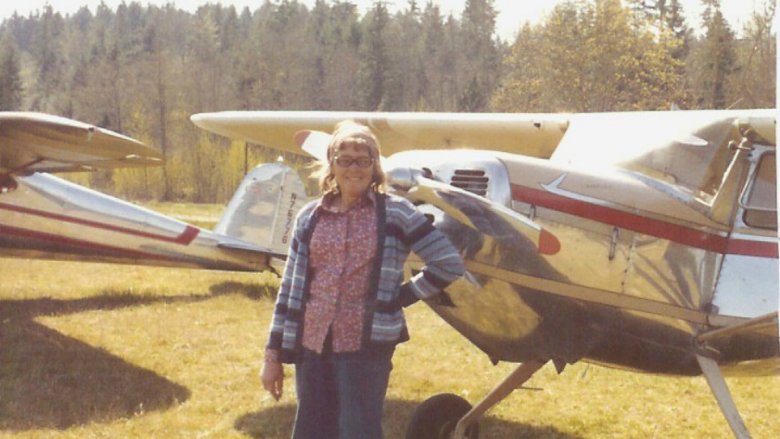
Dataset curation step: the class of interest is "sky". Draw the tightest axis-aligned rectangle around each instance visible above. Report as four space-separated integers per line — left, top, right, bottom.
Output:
0 0 769 41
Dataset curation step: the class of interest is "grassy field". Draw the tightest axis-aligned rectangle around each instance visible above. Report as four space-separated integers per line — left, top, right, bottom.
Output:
0 202 778 438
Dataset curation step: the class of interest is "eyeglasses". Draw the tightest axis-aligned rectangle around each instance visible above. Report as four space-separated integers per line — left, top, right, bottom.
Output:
333 155 374 168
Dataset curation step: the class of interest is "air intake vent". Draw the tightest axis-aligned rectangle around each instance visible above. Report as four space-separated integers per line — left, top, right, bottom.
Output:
450 169 489 196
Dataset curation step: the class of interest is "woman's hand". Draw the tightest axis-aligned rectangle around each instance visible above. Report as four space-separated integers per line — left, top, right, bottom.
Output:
261 360 284 401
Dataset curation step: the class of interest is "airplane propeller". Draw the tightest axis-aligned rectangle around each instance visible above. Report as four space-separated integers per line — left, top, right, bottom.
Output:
399 175 560 256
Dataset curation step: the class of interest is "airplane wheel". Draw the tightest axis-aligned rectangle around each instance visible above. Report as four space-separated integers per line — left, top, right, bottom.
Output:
406 393 479 439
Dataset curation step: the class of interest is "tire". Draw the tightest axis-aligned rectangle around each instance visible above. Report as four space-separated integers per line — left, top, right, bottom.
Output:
405 393 480 439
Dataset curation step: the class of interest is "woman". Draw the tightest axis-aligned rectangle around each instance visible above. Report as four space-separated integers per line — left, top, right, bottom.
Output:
261 120 464 439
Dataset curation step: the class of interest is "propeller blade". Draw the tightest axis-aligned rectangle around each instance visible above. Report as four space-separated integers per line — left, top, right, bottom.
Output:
401 177 560 256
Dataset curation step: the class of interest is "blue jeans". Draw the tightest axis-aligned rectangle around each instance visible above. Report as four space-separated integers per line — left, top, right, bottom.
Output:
292 344 394 439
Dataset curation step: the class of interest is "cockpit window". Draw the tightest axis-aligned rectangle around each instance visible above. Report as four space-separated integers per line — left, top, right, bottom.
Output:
742 153 776 229
550 112 740 203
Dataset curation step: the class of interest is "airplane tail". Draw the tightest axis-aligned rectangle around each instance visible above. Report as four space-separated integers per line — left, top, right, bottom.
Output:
214 163 308 259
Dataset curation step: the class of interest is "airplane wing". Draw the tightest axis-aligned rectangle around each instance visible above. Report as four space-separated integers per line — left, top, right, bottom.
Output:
191 111 570 158
0 112 163 174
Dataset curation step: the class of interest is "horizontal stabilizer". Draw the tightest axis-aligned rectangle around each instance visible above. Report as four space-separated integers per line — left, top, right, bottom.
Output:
0 112 162 174
214 163 308 258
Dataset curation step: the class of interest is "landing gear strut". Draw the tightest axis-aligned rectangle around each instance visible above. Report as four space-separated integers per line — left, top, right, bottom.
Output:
406 360 546 439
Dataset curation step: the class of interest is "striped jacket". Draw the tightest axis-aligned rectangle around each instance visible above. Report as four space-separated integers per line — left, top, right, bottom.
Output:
266 192 465 363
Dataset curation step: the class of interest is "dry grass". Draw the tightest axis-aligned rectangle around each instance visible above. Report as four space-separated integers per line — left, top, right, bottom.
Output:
0 199 778 438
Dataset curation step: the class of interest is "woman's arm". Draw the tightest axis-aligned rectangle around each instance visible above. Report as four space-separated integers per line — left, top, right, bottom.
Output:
398 203 465 306
265 235 298 351
262 205 312 399
265 202 314 352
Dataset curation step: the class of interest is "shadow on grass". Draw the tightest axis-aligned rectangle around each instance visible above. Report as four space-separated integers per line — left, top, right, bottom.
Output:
234 399 583 438
209 280 277 301
0 288 247 432
1 279 271 322
0 275 275 431
0 317 190 431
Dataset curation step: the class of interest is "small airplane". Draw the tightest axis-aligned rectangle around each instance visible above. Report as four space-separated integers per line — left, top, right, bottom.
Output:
0 112 307 275
1 109 776 438
190 108 779 439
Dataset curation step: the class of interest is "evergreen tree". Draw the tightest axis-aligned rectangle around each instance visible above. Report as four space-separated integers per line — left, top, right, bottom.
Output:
318 1 362 109
358 2 390 110
626 0 690 55
419 1 447 110
663 0 691 46
458 0 498 111
188 4 225 111
661 0 692 107
0 30 23 110
233 7 260 110
28 5 66 112
736 0 775 108
626 0 661 22
303 0 331 109
383 1 425 110
693 0 737 108
250 0 310 109
143 6 176 200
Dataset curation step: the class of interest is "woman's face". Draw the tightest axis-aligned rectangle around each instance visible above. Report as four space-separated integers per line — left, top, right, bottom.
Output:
332 142 374 200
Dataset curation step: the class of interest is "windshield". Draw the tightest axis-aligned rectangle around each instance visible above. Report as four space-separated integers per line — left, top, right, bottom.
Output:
551 111 757 203
742 153 777 230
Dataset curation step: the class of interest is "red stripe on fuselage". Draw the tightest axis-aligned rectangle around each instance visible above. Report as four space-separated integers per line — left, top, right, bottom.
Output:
726 239 779 258
511 184 778 258
0 202 200 245
0 223 174 260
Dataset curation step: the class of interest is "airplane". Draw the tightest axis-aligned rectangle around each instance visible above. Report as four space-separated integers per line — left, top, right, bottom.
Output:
1 109 776 438
0 112 307 275
190 108 779 439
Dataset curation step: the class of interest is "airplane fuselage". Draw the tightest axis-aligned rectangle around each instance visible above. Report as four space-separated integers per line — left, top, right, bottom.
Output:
388 146 778 376
0 173 270 272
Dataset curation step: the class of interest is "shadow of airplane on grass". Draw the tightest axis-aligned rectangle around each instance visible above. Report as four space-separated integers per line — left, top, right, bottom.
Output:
0 280 264 431
0 315 189 430
235 399 584 439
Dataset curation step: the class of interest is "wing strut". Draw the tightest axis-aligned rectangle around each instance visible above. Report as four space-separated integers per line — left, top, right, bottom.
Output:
697 312 778 343
695 354 751 439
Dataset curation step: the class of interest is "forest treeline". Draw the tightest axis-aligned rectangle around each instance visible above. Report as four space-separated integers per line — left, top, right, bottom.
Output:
0 0 775 203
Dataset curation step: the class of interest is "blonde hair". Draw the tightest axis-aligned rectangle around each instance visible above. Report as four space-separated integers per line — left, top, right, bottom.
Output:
315 120 386 194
